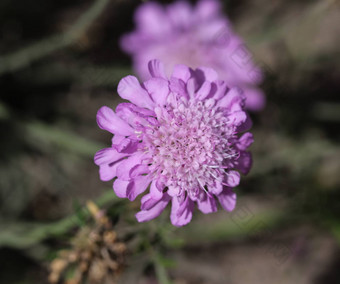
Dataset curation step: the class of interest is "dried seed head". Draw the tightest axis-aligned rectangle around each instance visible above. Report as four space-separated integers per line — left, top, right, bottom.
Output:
48 202 126 284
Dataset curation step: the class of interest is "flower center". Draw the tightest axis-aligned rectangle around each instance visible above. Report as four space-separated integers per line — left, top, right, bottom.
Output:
143 98 237 197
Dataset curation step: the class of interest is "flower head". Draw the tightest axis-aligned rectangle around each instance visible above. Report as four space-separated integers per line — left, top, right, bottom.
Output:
121 0 265 111
95 60 253 227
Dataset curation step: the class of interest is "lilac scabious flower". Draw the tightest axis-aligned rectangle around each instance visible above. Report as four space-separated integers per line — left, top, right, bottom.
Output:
94 60 253 227
121 0 265 111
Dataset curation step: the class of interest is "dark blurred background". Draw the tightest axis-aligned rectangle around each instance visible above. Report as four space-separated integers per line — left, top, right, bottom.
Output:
0 0 340 283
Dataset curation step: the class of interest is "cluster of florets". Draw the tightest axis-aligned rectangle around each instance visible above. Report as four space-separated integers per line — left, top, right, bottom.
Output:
95 60 253 226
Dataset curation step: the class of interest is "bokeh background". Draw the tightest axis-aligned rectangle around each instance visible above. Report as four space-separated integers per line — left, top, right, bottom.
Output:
0 0 340 283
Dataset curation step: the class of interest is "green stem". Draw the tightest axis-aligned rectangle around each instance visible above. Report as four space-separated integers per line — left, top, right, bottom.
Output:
153 252 173 284
25 121 104 158
0 189 116 249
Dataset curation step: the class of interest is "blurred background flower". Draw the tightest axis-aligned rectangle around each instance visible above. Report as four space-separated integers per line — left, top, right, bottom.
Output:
0 0 339 283
121 0 265 111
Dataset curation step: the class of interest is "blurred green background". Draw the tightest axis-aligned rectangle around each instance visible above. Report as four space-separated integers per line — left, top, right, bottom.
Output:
0 0 340 283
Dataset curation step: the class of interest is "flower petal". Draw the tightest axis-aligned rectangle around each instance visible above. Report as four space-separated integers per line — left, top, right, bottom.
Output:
140 180 163 210
235 152 252 175
196 67 218 82
170 196 194 227
99 165 115 181
237 112 253 132
136 194 171 222
227 111 247 126
112 137 139 154
150 179 164 199
224 170 240 187
195 0 221 20
197 194 217 214
96 106 135 136
218 187 236 212
216 87 245 112
148 59 167 79
116 102 155 117
117 76 155 109
130 164 150 179
113 179 130 198
167 186 181 197
237 132 254 151
244 87 265 111
127 175 152 201
94 148 128 166
116 152 147 181
166 1 192 29
169 77 188 99
143 77 169 106
196 19 227 42
135 2 170 36
195 81 211 100
111 134 125 145
171 64 191 83
186 77 197 98
211 80 229 100
115 103 155 128
209 181 223 195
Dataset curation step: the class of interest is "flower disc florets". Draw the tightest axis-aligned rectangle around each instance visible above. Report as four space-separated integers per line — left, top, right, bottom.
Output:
94 60 253 227
144 99 237 199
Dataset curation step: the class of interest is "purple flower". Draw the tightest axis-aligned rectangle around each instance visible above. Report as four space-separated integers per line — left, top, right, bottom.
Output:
121 0 265 111
95 60 253 227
